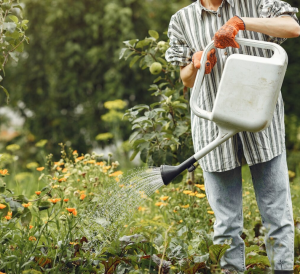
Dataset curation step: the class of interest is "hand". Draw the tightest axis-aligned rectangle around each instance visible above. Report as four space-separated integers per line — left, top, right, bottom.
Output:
192 49 217 74
214 16 245 49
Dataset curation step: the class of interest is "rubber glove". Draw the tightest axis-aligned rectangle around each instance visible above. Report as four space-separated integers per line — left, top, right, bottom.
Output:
192 48 217 74
214 16 246 49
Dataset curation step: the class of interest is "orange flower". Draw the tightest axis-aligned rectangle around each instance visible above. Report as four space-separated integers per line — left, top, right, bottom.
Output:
48 198 61 204
0 204 6 209
207 211 214 215
22 203 30 208
183 190 193 195
72 209 77 216
119 184 124 187
109 171 123 177
69 242 79 245
52 177 58 180
79 194 86 200
180 204 189 209
35 191 41 195
62 168 68 173
72 150 77 154
75 156 84 162
56 167 62 171
63 198 69 202
0 169 9 176
54 162 64 166
115 177 120 182
7 211 12 216
29 225 34 229
155 202 167 207
138 206 146 211
160 196 169 201
155 190 159 194
58 177 67 182
36 167 44 171
188 193 196 196
5 215 11 220
29 236 36 241
96 162 104 166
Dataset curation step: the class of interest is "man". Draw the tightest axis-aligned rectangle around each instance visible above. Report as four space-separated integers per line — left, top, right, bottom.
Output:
165 0 300 273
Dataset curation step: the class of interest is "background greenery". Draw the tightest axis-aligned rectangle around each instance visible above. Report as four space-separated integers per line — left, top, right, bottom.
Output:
0 0 299 171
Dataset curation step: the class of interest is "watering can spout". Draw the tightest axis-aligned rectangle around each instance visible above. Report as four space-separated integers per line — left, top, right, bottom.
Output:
160 156 197 185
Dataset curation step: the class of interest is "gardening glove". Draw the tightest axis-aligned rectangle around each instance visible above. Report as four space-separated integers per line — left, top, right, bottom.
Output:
192 48 217 74
214 16 246 49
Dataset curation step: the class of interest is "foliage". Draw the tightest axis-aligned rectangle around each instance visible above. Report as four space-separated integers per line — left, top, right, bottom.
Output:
0 0 29 103
1 0 191 161
123 30 194 170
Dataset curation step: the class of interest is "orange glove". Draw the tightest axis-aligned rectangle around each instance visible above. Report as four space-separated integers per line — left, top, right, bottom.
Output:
192 49 217 74
214 16 245 49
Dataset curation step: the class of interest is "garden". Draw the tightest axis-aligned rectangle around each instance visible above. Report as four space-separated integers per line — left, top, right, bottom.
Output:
0 0 300 273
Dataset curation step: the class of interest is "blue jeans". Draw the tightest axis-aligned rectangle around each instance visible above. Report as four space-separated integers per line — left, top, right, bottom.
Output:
203 147 294 271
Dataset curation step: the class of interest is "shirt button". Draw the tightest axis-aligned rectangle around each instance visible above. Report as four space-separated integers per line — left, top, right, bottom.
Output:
218 14 221 17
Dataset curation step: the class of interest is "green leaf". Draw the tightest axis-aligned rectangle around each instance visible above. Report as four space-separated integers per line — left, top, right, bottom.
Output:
8 200 23 217
123 39 139 47
3 22 17 33
38 201 52 211
129 150 139 161
0 202 9 217
152 149 166 166
209 244 230 264
174 124 189 137
245 254 270 267
13 5 23 11
1 85 10 104
140 148 148 163
8 15 18 23
16 194 29 203
148 30 159 40
156 57 167 65
132 116 149 124
129 55 141 68
119 48 128 60
21 207 32 226
9 52 19 62
132 138 146 148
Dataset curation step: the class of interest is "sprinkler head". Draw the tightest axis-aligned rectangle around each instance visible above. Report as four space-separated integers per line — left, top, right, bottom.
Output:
160 156 198 185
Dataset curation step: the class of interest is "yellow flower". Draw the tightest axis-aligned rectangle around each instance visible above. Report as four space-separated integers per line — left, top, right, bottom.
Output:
29 236 37 241
155 202 167 207
109 171 123 177
119 184 125 187
188 193 196 196
58 177 67 182
183 190 193 195
54 162 64 166
196 193 206 198
0 169 9 176
115 177 120 182
179 220 183 223
87 160 96 164
195 184 205 191
52 185 60 189
0 204 6 209
180 204 189 209
36 167 45 171
96 162 104 166
124 225 128 227
245 191 250 195
155 189 159 194
160 196 169 201
207 211 214 215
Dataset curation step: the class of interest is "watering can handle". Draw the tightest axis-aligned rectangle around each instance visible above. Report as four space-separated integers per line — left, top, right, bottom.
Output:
190 38 287 121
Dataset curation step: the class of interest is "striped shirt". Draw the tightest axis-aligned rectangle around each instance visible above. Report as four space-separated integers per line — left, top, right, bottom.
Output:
165 0 299 172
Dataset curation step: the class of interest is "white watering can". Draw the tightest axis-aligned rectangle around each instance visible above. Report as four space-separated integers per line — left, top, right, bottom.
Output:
160 38 288 185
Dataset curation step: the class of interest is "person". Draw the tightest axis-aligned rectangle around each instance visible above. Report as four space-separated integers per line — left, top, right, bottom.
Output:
165 0 300 273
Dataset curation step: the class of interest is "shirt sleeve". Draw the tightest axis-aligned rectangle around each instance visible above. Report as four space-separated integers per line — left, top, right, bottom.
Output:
165 14 194 67
257 0 299 44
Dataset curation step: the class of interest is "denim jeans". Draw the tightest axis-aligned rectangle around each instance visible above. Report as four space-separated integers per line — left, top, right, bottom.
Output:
203 143 294 271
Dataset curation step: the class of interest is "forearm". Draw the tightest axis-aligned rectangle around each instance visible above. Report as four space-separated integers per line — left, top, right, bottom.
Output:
180 63 198 88
241 16 300 38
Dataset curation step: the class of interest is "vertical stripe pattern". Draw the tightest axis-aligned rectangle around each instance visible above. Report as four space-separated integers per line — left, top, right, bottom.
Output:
165 0 299 172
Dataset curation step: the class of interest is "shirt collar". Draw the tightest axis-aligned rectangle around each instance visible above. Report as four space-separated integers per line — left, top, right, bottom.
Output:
196 0 235 18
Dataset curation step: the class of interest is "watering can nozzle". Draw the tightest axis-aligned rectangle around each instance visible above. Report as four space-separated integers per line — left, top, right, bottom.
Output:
160 156 198 185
